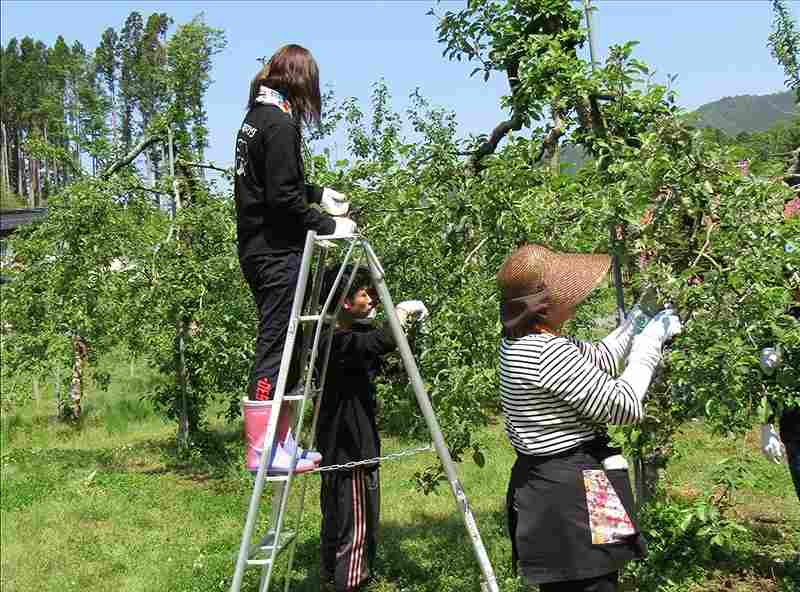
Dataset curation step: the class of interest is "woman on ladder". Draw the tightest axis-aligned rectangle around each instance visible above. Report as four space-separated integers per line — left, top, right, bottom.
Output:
235 44 356 473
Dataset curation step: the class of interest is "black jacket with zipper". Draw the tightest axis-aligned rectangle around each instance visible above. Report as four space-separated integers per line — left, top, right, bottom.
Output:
234 104 335 261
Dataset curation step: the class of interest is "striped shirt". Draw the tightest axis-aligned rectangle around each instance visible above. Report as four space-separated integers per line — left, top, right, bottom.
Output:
499 331 643 456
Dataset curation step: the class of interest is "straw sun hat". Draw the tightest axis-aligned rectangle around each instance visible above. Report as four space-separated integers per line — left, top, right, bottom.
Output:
497 244 611 337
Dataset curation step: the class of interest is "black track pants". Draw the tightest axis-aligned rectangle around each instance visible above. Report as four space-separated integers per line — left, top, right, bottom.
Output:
241 252 303 399
320 467 380 591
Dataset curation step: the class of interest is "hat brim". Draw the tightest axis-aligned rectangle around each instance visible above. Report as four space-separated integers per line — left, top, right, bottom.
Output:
544 252 612 311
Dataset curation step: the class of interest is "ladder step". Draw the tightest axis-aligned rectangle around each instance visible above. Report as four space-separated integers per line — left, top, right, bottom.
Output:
257 386 320 403
315 234 356 242
246 531 297 566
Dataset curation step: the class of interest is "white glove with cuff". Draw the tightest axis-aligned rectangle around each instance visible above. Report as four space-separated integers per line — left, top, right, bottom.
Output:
396 300 428 321
330 217 357 237
321 188 350 216
620 309 683 401
396 300 429 327
760 424 784 464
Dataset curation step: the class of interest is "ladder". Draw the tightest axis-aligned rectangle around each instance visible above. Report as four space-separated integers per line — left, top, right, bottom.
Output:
229 230 499 592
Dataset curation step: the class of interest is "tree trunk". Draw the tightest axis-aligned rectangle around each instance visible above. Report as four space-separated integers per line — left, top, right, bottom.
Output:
111 88 118 149
43 125 49 199
31 156 39 208
176 318 190 450
25 151 33 208
546 108 564 174
17 129 24 197
0 121 9 196
68 336 88 421
640 457 660 503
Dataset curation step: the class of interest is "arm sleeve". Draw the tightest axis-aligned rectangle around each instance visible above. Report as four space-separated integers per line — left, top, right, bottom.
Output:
338 326 396 359
305 184 324 204
262 121 335 235
539 337 643 425
568 320 635 377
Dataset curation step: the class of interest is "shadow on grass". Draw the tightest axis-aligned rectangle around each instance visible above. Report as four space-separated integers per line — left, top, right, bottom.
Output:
282 507 515 592
136 424 247 482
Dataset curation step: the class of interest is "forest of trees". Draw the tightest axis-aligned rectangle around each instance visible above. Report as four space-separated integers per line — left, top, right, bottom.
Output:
0 11 220 209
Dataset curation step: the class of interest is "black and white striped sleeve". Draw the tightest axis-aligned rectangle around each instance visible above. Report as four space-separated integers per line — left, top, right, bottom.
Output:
539 337 643 425
568 320 635 377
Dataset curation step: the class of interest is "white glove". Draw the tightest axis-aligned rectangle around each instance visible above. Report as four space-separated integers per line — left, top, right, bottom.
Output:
760 424 784 464
330 217 357 237
396 300 429 322
619 310 682 401
639 309 683 346
321 188 350 216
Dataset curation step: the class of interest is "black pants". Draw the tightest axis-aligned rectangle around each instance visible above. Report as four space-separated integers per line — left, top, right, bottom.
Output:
786 439 800 501
539 572 618 592
320 467 380 591
241 252 303 398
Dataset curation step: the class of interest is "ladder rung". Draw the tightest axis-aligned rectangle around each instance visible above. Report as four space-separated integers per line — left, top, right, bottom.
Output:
257 386 320 404
246 531 297 566
299 314 321 322
314 233 357 242
259 531 296 552
251 394 305 403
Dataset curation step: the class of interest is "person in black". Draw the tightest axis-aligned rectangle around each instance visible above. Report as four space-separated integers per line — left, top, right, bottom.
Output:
235 44 356 471
760 300 800 500
316 266 426 592
760 203 800 500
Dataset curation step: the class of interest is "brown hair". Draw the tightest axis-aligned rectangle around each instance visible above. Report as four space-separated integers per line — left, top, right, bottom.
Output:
248 44 321 128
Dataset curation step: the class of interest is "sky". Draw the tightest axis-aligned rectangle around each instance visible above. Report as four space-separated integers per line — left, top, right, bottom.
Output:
1 0 797 170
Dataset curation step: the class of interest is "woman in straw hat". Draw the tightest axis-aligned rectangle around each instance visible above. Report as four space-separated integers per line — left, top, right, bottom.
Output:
497 244 682 591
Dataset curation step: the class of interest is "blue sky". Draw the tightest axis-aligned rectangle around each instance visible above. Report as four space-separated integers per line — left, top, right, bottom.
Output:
1 0 797 169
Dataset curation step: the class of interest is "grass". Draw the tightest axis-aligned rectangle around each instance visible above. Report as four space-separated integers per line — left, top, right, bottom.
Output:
1 355 798 592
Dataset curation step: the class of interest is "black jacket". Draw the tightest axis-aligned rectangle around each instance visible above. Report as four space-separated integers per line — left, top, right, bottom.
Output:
316 324 396 467
234 104 335 260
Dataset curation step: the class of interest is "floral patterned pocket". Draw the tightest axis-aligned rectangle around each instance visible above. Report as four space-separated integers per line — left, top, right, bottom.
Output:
582 469 636 544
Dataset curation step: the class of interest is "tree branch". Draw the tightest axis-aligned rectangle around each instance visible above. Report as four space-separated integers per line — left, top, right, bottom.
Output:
177 160 232 175
465 60 524 175
535 107 566 164
100 134 163 179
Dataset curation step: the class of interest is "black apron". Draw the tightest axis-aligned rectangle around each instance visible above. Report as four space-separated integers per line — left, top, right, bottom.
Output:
506 439 647 585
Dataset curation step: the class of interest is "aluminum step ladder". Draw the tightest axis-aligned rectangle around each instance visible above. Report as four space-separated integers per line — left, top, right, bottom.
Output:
229 230 499 592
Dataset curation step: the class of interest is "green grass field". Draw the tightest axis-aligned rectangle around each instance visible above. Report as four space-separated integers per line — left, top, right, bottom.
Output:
1 354 798 592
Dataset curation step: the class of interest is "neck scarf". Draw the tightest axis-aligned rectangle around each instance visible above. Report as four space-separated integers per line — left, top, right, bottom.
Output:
500 289 555 338
256 86 292 116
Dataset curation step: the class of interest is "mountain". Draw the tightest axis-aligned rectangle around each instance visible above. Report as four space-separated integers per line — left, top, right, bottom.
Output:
689 90 797 136
560 90 798 168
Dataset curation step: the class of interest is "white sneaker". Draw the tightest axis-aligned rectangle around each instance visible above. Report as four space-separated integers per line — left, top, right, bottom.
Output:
251 442 315 475
284 431 323 465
